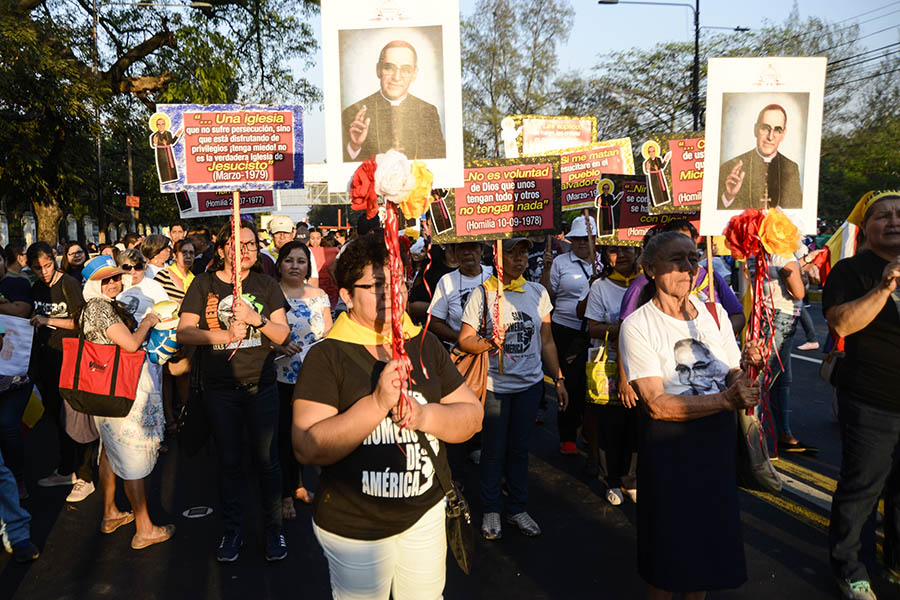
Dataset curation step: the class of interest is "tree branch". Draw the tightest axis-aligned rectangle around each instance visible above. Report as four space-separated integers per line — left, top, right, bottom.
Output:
114 72 174 95
103 30 176 88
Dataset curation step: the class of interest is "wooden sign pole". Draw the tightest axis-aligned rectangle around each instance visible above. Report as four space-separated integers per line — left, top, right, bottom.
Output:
496 238 504 376
583 207 597 277
232 190 242 299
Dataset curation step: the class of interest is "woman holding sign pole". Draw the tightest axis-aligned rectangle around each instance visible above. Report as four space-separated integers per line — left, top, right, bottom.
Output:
178 221 291 563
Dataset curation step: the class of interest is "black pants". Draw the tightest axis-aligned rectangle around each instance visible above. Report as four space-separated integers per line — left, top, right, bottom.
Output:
206 382 282 535
35 347 93 482
552 322 589 444
277 382 304 497
830 390 900 582
595 403 638 489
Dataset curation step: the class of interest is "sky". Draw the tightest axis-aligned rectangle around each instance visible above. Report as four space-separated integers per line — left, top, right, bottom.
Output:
296 0 900 162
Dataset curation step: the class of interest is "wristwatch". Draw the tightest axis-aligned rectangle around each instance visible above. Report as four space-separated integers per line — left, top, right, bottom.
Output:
257 313 268 328
554 376 566 385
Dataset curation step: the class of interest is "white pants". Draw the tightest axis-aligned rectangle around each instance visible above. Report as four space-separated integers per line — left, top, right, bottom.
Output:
313 500 447 600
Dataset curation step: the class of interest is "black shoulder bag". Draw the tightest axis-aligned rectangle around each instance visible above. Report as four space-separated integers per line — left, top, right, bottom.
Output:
337 343 476 575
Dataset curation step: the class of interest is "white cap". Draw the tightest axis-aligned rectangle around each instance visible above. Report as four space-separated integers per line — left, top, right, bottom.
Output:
566 215 598 239
268 215 295 234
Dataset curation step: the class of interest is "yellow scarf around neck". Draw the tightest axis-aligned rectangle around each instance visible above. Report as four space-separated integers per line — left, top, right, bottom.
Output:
608 270 639 287
326 311 422 346
483 275 527 293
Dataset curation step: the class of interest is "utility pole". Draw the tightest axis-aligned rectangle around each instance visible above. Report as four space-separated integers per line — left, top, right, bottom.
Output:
93 0 104 230
692 0 700 131
127 137 136 231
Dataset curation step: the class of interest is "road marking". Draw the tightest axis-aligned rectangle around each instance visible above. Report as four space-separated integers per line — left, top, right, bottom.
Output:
776 458 837 493
790 353 823 364
745 488 829 532
778 473 833 511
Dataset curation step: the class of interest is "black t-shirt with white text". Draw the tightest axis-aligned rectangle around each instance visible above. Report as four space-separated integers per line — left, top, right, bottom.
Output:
180 271 288 389
32 273 84 351
294 332 464 540
823 250 900 412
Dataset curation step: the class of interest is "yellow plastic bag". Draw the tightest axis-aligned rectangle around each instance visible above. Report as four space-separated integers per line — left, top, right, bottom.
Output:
585 332 619 405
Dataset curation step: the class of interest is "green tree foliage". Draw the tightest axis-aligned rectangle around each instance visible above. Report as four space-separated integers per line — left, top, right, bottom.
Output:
0 0 320 244
461 0 574 159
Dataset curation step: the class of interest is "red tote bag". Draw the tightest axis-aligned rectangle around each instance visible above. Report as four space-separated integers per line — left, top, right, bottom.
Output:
59 337 145 417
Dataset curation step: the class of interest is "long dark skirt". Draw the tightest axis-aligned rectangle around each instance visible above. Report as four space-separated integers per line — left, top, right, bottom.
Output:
637 409 747 592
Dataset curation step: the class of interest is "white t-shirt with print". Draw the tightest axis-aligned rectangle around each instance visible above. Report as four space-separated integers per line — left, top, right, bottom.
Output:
117 277 169 322
621 295 740 396
461 281 553 394
584 277 628 325
428 266 492 333
763 253 802 316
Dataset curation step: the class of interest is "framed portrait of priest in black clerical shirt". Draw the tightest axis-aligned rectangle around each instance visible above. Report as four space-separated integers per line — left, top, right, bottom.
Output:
322 1 464 193
700 57 827 237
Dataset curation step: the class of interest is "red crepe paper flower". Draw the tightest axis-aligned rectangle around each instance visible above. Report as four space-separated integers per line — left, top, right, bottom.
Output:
350 156 378 220
723 209 765 260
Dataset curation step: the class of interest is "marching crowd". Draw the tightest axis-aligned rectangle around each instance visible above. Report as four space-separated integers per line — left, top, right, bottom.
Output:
0 191 899 600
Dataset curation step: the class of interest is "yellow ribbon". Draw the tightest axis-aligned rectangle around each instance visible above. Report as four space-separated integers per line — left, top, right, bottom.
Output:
326 311 421 346
847 190 900 226
608 270 639 286
483 275 527 293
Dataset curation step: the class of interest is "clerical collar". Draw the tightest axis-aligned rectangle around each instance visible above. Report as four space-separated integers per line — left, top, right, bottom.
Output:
755 148 777 164
380 90 407 107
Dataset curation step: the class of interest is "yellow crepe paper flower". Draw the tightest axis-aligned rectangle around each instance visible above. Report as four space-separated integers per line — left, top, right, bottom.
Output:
759 208 801 259
399 160 434 220
403 227 420 241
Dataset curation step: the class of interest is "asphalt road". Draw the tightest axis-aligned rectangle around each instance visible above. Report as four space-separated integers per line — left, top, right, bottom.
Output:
0 303 895 599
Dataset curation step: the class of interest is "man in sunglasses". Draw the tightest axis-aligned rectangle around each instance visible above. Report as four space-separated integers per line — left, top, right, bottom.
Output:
341 39 446 162
717 103 802 210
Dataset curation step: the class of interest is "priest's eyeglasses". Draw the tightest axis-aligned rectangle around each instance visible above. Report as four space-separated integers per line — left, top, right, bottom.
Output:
380 62 416 77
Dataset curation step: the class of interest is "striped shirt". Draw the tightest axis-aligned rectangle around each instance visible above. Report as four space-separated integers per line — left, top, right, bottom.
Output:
154 265 194 302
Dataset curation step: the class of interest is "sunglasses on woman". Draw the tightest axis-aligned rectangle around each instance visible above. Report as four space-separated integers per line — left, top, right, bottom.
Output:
121 263 145 271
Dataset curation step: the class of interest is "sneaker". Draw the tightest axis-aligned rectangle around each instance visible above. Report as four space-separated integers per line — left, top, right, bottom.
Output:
11 540 40 563
37 470 76 488
506 511 541 536
481 512 502 540
559 442 577 455
623 488 637 504
66 480 95 503
265 529 287 562
837 579 877 599
606 488 624 506
216 533 242 563
468 449 481 465
797 341 820 351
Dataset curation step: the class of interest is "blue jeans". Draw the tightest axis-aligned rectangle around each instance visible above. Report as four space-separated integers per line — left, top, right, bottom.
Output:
0 448 31 546
830 392 900 582
480 382 542 515
0 383 33 482
761 311 797 438
206 383 282 534
798 304 817 344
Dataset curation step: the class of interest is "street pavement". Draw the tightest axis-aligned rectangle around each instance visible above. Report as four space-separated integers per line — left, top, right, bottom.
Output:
1 303 897 599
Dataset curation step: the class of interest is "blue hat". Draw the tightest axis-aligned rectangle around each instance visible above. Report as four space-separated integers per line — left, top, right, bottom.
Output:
82 255 125 281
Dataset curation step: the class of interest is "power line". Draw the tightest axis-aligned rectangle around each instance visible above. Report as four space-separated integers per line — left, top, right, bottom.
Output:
838 65 900 85
829 41 900 65
819 24 900 53
834 0 900 24
829 47 900 73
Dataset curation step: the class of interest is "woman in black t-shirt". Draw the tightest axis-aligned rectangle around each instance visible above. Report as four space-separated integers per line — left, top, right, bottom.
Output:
178 220 291 563
27 242 95 497
293 235 482 600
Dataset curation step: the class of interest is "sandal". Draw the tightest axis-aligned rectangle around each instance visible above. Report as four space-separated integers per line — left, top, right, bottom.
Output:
295 487 314 504
781 440 819 454
282 497 296 520
131 524 175 550
101 512 135 534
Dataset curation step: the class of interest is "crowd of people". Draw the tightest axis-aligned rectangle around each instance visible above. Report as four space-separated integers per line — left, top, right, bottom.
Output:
0 193 898 600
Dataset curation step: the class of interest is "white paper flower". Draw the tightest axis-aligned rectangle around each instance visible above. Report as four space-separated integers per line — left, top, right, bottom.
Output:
374 149 415 205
